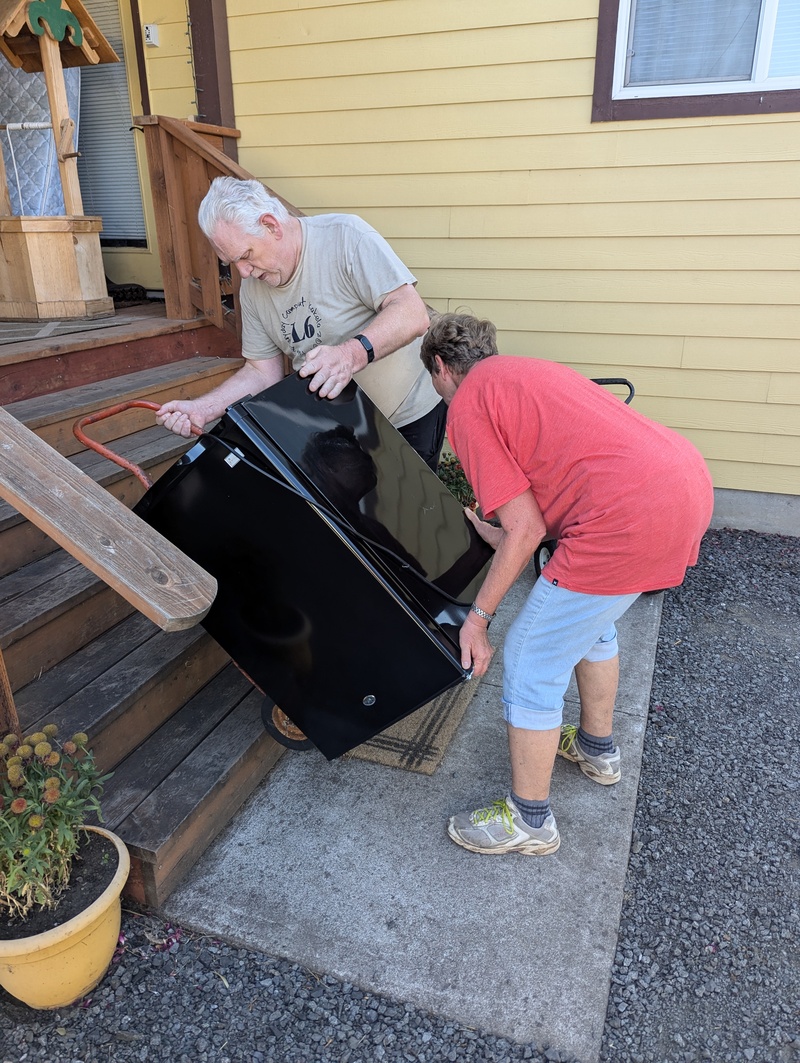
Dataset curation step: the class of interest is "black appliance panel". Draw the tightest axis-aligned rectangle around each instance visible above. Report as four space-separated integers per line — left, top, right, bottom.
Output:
135 429 469 759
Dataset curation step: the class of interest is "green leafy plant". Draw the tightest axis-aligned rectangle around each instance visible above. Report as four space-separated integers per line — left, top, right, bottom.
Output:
0 725 111 921
437 452 477 509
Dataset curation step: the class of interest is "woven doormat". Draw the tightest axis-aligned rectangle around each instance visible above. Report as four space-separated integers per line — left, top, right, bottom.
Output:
345 677 481 775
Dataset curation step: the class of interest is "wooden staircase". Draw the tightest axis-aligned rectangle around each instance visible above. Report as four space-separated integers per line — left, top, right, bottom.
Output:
0 307 285 906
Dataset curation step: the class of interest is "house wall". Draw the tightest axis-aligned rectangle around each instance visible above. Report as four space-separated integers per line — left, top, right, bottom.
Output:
145 0 800 501
137 0 197 120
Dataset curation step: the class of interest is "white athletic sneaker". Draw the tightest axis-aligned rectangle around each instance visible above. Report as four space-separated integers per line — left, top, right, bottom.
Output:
447 796 561 855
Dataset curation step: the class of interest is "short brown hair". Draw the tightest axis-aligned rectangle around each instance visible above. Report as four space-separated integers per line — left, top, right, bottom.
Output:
420 312 498 378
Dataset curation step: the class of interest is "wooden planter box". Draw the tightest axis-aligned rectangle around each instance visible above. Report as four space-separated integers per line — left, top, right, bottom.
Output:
0 215 114 320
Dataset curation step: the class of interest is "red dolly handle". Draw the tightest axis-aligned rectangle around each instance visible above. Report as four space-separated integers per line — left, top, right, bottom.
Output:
73 400 202 491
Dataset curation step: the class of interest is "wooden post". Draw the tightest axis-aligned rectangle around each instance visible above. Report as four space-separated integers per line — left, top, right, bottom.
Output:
0 649 20 737
38 28 83 215
0 139 10 215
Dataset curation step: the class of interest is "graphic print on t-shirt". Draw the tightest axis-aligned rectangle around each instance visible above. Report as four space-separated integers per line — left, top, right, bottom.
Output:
280 296 323 358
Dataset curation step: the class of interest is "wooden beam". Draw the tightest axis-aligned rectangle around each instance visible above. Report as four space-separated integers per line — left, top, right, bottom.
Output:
0 649 19 737
0 407 217 632
157 124 196 319
0 138 10 215
38 30 83 214
187 0 238 161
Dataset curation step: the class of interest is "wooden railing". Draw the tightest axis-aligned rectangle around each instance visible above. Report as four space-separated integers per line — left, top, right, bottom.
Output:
0 405 218 736
0 409 217 632
133 115 302 339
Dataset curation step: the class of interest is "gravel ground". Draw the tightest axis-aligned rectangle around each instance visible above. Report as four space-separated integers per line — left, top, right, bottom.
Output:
2 527 797 1063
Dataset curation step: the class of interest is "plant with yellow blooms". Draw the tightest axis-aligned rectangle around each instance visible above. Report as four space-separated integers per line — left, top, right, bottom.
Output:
0 725 110 920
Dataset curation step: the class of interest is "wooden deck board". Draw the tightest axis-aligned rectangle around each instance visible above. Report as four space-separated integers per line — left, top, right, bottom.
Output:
14 611 158 722
0 309 241 404
120 691 283 906
5 355 241 455
0 549 80 608
5 588 135 692
0 304 214 365
0 554 99 638
0 518 56 580
100 664 254 830
25 626 229 772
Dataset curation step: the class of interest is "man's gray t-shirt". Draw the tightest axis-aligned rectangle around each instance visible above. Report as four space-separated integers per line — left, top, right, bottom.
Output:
239 213 438 428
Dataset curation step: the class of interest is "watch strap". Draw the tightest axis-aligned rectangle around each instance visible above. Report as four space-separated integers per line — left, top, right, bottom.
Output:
354 334 375 364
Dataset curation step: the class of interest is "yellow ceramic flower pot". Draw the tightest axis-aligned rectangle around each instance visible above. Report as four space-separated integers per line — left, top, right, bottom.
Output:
0 825 130 1009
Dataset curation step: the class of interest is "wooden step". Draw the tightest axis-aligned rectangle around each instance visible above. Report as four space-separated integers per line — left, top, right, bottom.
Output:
0 303 241 404
0 355 239 578
14 609 231 773
0 551 134 690
99 662 256 826
5 354 242 457
99 664 283 908
14 615 284 908
0 310 287 908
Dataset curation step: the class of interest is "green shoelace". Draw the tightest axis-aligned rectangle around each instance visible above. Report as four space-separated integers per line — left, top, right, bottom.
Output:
469 798 515 835
559 723 578 753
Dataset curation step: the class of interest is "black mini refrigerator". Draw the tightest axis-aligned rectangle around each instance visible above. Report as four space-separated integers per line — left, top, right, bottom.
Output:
134 373 492 759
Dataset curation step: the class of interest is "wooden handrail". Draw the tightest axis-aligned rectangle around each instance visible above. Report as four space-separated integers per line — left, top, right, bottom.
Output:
132 115 303 339
0 407 217 633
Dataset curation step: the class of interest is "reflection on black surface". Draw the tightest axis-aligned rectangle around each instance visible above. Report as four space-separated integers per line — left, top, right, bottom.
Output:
299 424 425 576
241 373 493 604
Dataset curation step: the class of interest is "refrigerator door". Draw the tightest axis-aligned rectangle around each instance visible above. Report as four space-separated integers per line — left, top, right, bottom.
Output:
134 374 492 759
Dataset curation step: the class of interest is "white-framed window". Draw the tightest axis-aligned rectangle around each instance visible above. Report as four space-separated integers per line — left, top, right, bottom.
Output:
592 0 800 120
613 0 800 100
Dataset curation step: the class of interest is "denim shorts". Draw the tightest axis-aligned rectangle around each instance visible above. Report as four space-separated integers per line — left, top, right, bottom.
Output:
502 578 640 732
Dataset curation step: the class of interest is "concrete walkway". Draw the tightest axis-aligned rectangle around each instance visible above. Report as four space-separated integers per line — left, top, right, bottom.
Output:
162 565 663 1063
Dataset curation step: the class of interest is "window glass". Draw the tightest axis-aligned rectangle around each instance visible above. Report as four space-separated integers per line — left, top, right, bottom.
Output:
627 0 761 86
593 0 800 120
770 0 800 76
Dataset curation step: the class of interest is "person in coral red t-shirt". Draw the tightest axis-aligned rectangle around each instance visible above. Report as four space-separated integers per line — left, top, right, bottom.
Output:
420 312 714 857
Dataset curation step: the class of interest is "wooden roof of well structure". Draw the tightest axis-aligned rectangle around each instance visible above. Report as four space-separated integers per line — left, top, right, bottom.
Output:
0 0 118 71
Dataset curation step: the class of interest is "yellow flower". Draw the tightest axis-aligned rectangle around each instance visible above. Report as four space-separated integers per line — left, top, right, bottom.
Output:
45 751 61 767
28 813 44 829
72 732 89 747
43 789 61 804
34 741 52 757
2 733 19 747
6 755 22 767
16 744 33 759
44 777 60 789
62 740 77 755
27 732 47 745
7 764 24 785
43 724 58 738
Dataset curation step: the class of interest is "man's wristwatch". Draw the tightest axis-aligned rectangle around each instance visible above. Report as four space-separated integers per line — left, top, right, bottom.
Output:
354 334 375 364
470 603 496 625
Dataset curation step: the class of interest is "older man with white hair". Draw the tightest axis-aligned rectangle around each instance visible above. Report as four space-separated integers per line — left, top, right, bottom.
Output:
157 176 446 469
